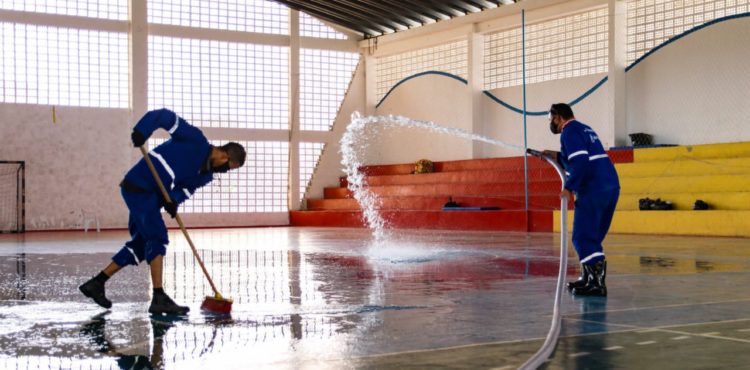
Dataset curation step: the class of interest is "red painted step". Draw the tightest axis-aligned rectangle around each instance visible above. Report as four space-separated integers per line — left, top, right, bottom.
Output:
296 151 631 231
290 210 553 232
363 167 559 186
359 149 632 176
307 195 572 211
324 181 563 199
360 156 550 176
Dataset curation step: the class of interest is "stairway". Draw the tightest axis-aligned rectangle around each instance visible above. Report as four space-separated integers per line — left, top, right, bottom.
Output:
291 150 633 232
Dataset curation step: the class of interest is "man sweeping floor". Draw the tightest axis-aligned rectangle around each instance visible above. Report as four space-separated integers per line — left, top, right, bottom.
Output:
79 108 246 315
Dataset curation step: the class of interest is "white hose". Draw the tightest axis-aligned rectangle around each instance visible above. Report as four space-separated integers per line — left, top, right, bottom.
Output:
518 149 569 370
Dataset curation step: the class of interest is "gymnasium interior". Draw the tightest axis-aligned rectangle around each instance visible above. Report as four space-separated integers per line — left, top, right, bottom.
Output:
2 0 750 369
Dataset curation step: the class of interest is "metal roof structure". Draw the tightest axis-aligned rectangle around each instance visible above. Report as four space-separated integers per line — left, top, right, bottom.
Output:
271 0 521 38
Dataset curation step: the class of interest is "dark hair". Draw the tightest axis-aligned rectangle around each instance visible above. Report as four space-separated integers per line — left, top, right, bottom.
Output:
221 142 246 167
549 103 574 120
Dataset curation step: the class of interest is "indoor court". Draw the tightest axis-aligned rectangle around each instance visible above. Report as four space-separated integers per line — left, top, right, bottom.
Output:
2 0 750 369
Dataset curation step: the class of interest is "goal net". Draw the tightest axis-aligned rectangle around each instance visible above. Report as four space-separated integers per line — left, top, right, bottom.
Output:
0 161 25 233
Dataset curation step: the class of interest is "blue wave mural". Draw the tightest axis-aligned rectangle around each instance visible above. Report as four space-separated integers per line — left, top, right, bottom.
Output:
375 12 750 114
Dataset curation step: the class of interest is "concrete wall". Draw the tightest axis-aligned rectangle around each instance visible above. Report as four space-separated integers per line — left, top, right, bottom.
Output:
626 16 750 146
352 13 750 165
304 62 366 202
0 105 134 230
373 75 473 164
482 73 609 158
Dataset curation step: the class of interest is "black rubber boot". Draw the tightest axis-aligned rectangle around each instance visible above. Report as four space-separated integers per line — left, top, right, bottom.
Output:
79 277 112 309
572 260 607 297
566 264 589 292
149 291 190 315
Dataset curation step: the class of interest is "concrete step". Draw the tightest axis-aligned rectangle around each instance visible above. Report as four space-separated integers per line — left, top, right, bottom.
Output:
363 167 559 186
359 149 633 176
323 180 563 199
554 209 750 237
620 173 750 193
634 141 750 162
616 192 750 211
616 157 750 178
307 195 572 211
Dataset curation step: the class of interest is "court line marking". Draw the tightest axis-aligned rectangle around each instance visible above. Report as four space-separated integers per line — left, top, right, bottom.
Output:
565 297 750 316
672 336 691 340
603 346 623 351
636 341 657 345
568 352 590 358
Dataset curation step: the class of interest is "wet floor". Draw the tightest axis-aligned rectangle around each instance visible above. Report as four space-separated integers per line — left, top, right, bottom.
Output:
2 227 750 369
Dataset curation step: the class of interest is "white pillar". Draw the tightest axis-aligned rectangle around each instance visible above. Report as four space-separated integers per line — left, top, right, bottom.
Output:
468 25 485 159
129 0 147 119
364 50 377 115
289 10 301 210
608 0 628 147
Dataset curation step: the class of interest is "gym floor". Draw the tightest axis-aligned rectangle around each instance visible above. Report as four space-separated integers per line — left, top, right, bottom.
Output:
1 227 750 369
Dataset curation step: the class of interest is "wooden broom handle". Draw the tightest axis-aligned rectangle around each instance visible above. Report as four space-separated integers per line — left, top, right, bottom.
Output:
139 145 223 299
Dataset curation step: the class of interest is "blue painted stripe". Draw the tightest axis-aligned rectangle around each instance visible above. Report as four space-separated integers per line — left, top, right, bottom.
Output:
375 71 468 108
626 12 750 72
375 12 750 112
482 76 609 116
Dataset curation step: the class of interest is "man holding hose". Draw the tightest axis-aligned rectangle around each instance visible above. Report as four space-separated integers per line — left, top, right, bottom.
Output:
545 103 619 297
79 108 246 314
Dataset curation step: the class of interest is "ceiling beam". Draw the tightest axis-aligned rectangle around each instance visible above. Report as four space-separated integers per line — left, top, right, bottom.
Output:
412 0 465 18
322 0 412 30
273 0 375 36
277 0 393 35
298 0 396 34
378 0 449 21
346 0 427 26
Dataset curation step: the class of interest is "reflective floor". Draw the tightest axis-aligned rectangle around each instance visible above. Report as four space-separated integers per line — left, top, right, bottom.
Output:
2 227 750 369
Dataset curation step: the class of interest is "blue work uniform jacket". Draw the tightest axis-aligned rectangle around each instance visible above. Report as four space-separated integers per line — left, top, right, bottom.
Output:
559 120 620 194
123 108 214 205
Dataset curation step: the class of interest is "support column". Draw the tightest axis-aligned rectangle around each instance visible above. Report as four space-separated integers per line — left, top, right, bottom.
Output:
289 10 301 210
608 0 628 147
364 50 377 115
129 0 147 119
468 25 485 159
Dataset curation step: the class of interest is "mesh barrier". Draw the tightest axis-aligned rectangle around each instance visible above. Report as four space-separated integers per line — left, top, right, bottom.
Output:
0 0 127 20
148 139 289 214
484 7 609 90
148 0 289 34
300 12 348 39
375 40 468 101
0 161 23 233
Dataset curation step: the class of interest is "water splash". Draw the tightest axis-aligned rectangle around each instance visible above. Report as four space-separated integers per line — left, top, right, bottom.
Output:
340 113 523 242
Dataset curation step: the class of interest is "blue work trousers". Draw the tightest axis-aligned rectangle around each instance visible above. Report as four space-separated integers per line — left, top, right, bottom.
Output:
572 187 619 265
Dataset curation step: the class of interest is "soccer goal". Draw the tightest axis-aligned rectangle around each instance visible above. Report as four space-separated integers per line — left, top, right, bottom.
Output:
0 161 25 233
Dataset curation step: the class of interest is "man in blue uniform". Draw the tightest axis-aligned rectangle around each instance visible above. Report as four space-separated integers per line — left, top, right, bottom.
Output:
548 103 619 297
79 108 246 314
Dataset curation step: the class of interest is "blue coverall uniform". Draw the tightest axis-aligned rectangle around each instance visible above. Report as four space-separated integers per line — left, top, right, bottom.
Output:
559 120 620 265
112 109 214 267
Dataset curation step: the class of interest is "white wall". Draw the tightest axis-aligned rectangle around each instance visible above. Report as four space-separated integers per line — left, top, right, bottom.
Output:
626 17 750 146
483 73 610 158
304 62 366 202
347 6 750 166
371 75 473 164
0 105 134 230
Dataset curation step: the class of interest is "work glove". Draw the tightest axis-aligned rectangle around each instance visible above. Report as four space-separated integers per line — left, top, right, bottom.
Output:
162 201 178 219
131 130 147 147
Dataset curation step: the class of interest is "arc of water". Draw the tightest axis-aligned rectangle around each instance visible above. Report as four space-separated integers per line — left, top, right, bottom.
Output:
340 112 524 241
